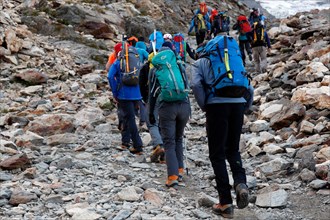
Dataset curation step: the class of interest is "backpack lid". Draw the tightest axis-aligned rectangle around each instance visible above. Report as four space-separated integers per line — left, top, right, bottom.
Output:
237 15 248 21
173 34 184 42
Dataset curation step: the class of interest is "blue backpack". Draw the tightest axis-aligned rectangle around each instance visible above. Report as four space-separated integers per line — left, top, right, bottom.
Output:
212 12 230 33
173 33 186 61
149 31 164 51
200 35 250 97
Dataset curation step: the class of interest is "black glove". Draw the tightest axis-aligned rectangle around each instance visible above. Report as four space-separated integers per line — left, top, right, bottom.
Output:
149 114 156 125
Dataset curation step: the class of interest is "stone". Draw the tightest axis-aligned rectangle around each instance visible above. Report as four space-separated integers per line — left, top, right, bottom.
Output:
9 190 37 205
0 153 30 170
256 189 288 208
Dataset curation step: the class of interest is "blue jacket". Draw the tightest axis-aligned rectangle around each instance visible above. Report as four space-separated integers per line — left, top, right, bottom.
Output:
190 58 248 111
188 15 211 34
135 41 147 51
108 60 142 100
249 14 266 27
136 47 149 63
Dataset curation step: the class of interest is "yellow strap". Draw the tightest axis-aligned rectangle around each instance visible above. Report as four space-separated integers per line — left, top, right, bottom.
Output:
224 49 232 79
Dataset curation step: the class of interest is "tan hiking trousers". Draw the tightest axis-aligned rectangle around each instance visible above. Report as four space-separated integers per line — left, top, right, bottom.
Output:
252 46 267 74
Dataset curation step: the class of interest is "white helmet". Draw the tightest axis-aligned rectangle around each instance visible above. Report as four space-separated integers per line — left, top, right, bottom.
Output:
163 33 172 40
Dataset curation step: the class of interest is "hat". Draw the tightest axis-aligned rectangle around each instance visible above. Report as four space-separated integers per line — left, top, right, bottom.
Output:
162 41 175 52
114 43 122 54
163 33 173 40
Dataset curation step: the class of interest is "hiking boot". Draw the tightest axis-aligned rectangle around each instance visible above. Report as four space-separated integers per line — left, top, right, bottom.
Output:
178 168 184 182
248 54 253 61
235 183 249 209
212 203 234 219
159 147 166 164
120 143 130 150
129 146 143 155
139 123 148 132
165 175 179 188
150 145 164 163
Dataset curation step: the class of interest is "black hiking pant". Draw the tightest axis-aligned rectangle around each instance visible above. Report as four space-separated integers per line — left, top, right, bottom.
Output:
239 40 252 66
205 103 247 205
118 100 143 149
196 31 206 46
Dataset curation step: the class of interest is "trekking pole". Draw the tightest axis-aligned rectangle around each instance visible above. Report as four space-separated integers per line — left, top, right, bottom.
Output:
183 128 189 176
152 29 157 55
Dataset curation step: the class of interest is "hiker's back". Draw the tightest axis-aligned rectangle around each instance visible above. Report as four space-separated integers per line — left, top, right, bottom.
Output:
173 33 186 62
251 22 266 47
151 50 188 102
195 13 207 35
198 35 249 98
237 15 252 34
119 44 141 86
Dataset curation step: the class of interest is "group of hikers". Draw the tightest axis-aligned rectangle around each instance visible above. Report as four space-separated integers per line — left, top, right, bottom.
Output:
189 2 271 72
105 1 272 218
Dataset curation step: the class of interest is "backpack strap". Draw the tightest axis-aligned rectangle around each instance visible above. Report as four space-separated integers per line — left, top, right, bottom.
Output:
210 36 233 88
224 36 232 80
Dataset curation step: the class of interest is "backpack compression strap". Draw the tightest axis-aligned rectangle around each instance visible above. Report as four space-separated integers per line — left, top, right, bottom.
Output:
224 36 232 79
166 62 180 94
210 36 234 88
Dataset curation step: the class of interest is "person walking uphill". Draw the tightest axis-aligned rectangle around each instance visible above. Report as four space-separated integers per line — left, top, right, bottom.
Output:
248 21 271 74
108 42 144 155
190 35 251 218
149 42 191 188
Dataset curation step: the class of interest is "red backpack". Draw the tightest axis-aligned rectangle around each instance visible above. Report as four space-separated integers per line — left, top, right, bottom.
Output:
237 15 252 34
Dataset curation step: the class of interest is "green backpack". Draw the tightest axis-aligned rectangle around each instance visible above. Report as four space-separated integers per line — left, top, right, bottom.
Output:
151 50 189 102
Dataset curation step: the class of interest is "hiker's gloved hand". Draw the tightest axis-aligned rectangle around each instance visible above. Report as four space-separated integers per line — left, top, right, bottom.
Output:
149 114 156 124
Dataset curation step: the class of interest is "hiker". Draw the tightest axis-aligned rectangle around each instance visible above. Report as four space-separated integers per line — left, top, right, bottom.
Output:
249 8 266 27
126 36 149 130
148 30 164 53
163 34 176 51
188 13 211 46
210 10 230 37
108 42 144 155
105 43 123 72
172 33 196 63
190 35 251 218
233 16 253 66
105 43 130 148
127 36 138 46
149 41 190 188
138 54 165 163
247 21 271 74
137 37 148 51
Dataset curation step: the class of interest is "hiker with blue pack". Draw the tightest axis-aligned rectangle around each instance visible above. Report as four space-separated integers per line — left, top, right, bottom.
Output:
148 42 191 188
108 40 144 155
148 30 164 54
191 35 252 218
210 9 230 37
172 33 196 63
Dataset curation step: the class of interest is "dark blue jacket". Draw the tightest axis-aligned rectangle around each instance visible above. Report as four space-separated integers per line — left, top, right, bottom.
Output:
247 30 271 48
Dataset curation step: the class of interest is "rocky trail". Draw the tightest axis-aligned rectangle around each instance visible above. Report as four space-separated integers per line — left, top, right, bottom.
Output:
1 0 330 220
